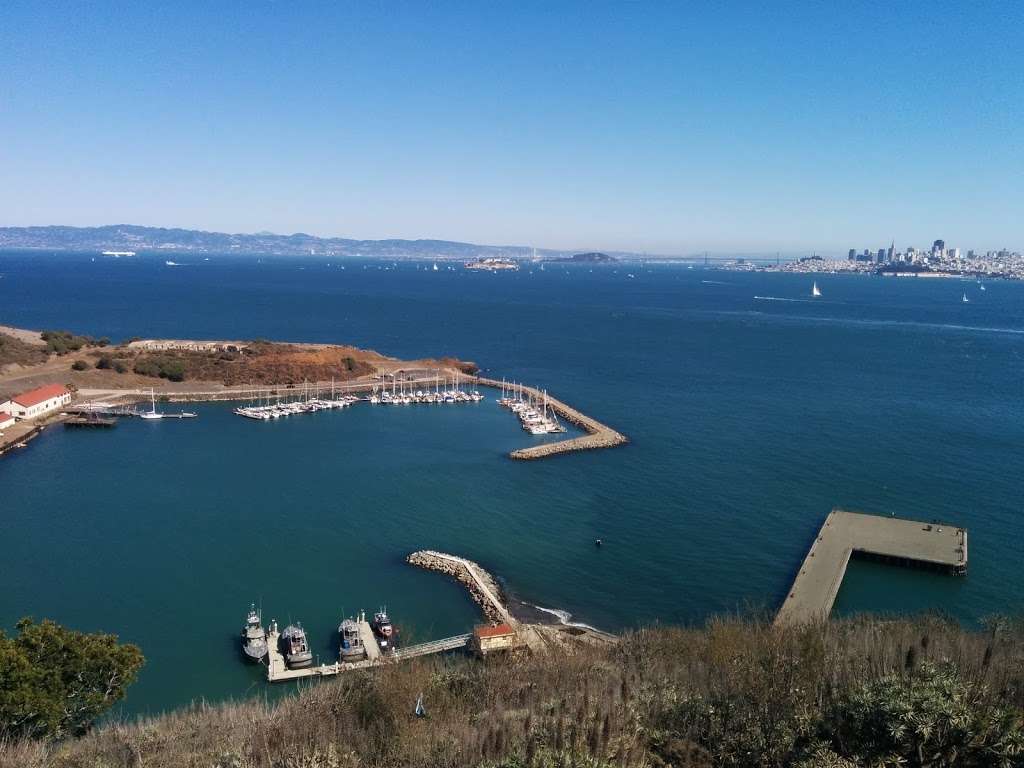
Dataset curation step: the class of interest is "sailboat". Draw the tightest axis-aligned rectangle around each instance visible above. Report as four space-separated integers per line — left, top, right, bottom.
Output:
811 281 822 297
139 388 164 420
962 292 970 303
432 262 439 272
979 282 986 291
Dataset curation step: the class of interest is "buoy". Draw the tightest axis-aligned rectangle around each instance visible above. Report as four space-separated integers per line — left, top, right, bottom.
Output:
595 539 602 547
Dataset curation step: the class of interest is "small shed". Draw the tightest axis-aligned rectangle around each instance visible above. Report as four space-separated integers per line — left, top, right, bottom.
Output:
470 623 517 656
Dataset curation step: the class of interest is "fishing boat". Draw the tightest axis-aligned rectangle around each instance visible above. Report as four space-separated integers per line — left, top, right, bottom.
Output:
279 623 314 668
338 617 367 662
372 608 394 649
241 604 268 662
811 281 822 297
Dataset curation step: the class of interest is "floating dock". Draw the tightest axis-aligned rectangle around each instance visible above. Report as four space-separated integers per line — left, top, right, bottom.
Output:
775 509 967 625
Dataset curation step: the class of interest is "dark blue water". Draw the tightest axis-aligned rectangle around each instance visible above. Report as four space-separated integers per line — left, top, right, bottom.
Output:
1 251 1022 715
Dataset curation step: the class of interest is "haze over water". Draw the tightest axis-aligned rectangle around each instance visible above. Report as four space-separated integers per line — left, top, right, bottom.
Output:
1 251 1022 716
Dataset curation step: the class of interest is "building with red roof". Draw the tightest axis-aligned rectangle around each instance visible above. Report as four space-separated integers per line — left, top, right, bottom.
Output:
1 384 71 420
470 623 518 655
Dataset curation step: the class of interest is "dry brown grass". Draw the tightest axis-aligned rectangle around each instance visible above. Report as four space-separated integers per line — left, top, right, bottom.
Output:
5 615 1022 768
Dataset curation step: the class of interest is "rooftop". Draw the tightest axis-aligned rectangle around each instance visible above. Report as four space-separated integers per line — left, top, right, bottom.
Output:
12 383 70 408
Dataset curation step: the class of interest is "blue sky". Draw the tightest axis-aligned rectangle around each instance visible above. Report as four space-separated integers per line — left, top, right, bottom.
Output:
1 1 1021 254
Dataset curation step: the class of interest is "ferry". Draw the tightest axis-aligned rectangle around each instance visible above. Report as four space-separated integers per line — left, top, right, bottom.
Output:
279 624 313 668
101 250 136 257
240 605 268 662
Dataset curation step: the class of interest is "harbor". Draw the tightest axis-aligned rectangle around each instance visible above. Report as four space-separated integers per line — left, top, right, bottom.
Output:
243 549 616 683
775 509 968 625
49 365 628 461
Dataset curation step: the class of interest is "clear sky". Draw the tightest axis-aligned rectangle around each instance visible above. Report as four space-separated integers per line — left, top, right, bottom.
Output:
1 1 1021 254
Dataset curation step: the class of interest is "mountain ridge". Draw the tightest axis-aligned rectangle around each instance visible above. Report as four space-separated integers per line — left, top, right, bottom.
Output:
0 224 652 259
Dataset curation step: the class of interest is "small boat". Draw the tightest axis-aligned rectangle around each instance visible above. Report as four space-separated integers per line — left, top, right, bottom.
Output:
962 292 970 303
372 608 394 649
811 281 822 297
241 604 268 662
339 617 367 662
279 623 313 669
432 262 439 272
980 283 986 291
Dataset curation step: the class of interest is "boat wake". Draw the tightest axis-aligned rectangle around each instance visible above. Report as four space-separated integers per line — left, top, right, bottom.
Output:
528 604 601 632
701 279 730 285
753 295 817 303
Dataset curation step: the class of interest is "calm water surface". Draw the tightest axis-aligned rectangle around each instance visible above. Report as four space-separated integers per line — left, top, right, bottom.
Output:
1 252 1022 715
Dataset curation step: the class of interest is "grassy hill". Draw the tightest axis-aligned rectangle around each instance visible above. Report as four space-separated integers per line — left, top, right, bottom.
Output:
5 615 1022 768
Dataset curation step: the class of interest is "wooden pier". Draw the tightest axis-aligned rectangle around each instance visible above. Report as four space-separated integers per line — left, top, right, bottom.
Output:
775 509 968 625
473 376 627 460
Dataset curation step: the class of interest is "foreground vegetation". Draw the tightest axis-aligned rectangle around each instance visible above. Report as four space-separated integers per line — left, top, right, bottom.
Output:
2 615 1022 767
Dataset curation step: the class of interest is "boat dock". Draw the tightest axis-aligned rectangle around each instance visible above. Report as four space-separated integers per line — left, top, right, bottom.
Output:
265 618 470 683
474 376 627 459
775 509 968 625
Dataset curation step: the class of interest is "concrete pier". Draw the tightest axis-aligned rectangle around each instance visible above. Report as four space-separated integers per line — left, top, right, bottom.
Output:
473 376 627 460
775 509 968 625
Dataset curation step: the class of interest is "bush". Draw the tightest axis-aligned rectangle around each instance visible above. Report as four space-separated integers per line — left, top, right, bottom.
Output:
41 330 98 355
818 662 1024 766
95 356 113 370
71 359 90 371
133 356 187 382
113 361 128 374
0 618 143 740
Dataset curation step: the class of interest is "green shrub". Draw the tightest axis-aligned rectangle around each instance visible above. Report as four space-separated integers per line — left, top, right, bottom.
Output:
0 618 143 740
71 359 90 371
819 662 1024 766
95 356 113 370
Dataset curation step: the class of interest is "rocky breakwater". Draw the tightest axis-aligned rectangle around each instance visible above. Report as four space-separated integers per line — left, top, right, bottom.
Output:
474 376 628 460
406 550 511 625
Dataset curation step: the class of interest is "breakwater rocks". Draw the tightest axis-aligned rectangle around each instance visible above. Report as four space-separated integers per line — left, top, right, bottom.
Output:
474 376 628 460
406 550 509 624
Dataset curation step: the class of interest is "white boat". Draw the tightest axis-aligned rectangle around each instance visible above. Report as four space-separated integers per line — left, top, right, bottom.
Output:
980 283 986 291
432 263 439 271
962 292 969 303
139 389 164 420
811 281 822 297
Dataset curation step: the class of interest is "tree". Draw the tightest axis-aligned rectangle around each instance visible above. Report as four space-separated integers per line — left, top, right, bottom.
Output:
0 618 144 740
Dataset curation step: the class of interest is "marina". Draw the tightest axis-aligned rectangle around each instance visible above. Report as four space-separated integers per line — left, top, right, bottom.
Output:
775 509 968 625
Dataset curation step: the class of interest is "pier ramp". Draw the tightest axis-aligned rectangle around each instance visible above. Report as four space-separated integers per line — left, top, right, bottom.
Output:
775 509 967 625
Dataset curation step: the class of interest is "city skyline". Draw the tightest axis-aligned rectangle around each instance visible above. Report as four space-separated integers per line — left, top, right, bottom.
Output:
1 1 1022 252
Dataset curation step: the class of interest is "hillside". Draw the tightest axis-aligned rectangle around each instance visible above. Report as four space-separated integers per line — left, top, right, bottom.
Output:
5 616 1022 768
0 225 567 259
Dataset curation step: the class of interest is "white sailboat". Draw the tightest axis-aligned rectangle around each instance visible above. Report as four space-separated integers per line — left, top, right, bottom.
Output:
811 281 822 297
139 388 164 420
962 292 970 303
432 262 439 272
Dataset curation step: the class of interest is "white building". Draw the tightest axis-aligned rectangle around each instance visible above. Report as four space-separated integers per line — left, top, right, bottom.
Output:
1 384 72 420
0 411 14 431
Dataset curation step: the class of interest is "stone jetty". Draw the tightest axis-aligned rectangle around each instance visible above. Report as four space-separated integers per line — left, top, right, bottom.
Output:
474 376 628 460
406 550 513 625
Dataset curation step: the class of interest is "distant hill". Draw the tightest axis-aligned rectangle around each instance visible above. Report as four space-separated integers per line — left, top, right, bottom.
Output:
0 224 624 260
547 251 617 263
